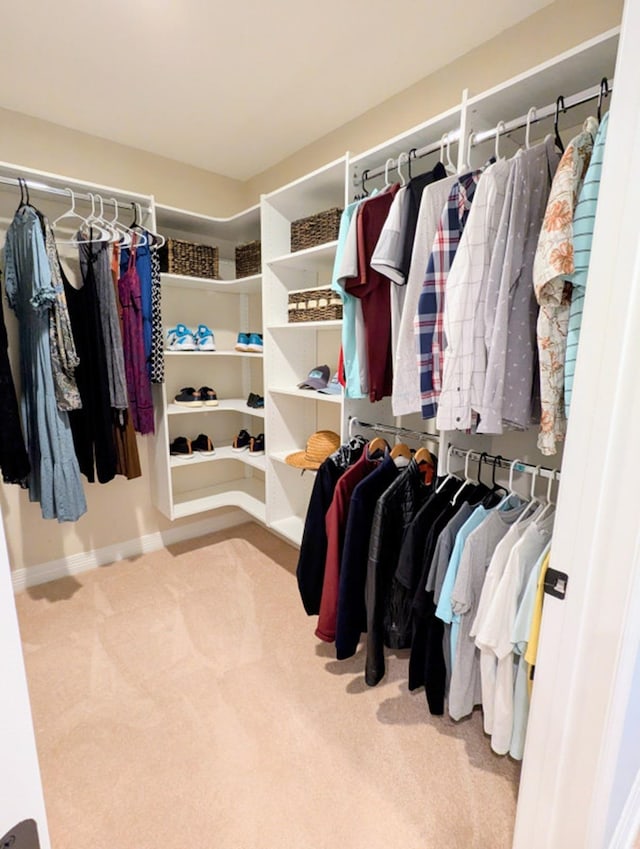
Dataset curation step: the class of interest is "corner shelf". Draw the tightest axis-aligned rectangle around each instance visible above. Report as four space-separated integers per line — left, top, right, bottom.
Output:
266 241 338 273
269 516 304 547
167 399 264 419
162 272 261 295
172 479 266 522
268 320 342 330
170 445 266 471
164 350 263 359
270 387 342 404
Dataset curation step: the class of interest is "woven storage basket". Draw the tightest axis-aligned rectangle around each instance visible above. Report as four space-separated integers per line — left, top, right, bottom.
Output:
291 207 342 252
235 240 261 278
288 287 343 323
160 238 219 279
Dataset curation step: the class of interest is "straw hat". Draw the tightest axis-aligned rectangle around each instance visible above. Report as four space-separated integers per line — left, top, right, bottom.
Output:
285 430 341 471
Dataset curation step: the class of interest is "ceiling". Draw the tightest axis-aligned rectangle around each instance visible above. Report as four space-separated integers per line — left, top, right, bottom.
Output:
0 0 552 181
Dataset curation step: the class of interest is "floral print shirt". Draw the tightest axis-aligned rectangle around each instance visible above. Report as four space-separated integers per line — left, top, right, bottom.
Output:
533 117 598 455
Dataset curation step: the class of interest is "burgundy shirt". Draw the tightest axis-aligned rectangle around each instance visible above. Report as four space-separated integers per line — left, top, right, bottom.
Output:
316 449 381 642
344 185 399 402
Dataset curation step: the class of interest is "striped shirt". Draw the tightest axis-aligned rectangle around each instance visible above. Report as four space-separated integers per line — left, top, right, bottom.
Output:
565 113 610 415
415 171 480 420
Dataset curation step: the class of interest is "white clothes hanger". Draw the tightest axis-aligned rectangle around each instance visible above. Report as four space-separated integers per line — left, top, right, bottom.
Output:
525 107 537 149
397 152 409 187
52 188 90 237
536 470 558 523
495 121 507 160
445 132 457 174
515 465 544 525
451 449 477 506
384 158 394 188
436 444 460 493
108 198 132 247
465 131 475 172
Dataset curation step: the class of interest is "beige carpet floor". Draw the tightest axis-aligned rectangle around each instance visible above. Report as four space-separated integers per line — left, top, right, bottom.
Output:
15 522 520 849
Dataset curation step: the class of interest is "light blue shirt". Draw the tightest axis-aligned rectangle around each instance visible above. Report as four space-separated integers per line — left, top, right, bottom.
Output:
331 202 366 399
564 112 609 415
436 504 492 672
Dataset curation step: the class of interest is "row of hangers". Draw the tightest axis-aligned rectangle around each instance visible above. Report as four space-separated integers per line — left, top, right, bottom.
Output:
356 76 611 197
15 178 165 249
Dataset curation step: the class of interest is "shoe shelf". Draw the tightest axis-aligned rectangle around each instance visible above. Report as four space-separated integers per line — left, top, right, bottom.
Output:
269 515 305 547
161 272 261 295
170 445 266 471
269 387 342 404
171 479 266 522
167 399 265 419
164 350 263 358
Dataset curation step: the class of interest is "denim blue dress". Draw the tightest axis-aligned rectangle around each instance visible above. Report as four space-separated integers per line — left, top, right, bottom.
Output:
4 205 87 521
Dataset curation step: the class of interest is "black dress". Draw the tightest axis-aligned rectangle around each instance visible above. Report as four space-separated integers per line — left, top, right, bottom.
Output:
0 295 29 487
62 242 117 484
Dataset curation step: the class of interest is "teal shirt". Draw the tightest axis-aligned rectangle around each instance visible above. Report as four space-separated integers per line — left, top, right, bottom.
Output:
565 112 609 415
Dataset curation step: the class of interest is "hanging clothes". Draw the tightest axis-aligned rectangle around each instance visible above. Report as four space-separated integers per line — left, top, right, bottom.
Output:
118 240 154 435
121 234 153 379
296 437 367 615
0 294 29 488
534 118 598 454
64 233 118 484
436 157 514 431
42 217 81 412
392 173 458 416
477 137 560 433
564 113 609 417
3 205 86 521
344 185 400 402
149 244 165 384
416 170 481 420
110 243 142 480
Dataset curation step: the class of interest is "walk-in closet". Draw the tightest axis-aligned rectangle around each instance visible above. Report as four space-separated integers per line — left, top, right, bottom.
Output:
2 2 640 848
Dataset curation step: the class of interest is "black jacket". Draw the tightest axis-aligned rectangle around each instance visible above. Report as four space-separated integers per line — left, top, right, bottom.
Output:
365 460 435 687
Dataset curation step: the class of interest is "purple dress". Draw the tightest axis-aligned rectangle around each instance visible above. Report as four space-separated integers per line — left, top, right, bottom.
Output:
118 245 154 435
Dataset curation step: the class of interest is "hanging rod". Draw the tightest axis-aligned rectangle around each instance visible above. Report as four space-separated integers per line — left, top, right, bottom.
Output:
348 417 560 481
471 78 614 147
447 446 560 482
348 416 440 445
353 129 461 186
0 174 153 215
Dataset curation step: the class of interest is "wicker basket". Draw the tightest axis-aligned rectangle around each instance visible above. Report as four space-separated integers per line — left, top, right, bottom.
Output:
291 207 342 252
288 287 343 323
159 238 219 279
235 240 261 278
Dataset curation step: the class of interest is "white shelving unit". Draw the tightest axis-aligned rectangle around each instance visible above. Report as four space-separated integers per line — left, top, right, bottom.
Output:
261 157 348 545
152 203 266 521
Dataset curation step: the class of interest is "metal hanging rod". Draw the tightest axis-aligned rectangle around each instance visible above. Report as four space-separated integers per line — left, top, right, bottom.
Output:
348 417 440 445
0 174 153 215
470 78 613 148
353 129 461 186
447 446 560 482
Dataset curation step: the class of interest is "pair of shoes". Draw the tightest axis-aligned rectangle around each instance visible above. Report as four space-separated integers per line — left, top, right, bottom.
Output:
166 324 216 351
235 333 263 353
246 392 264 409
170 434 216 459
232 429 265 455
174 386 218 407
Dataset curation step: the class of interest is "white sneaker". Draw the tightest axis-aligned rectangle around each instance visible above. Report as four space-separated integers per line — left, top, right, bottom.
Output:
166 324 196 351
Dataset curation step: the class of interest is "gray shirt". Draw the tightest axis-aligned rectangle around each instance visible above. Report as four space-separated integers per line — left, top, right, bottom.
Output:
448 498 527 721
478 137 560 434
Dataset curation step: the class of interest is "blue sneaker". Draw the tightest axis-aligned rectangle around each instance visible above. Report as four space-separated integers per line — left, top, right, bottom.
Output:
195 324 216 351
166 323 196 351
235 332 250 352
247 333 263 353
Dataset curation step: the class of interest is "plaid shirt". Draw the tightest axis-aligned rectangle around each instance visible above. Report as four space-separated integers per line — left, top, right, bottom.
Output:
415 171 481 419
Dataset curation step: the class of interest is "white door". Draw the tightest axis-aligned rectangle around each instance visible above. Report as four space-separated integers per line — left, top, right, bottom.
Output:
0 513 50 848
513 0 640 846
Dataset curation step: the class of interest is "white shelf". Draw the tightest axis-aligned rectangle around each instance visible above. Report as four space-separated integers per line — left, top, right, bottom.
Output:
262 156 346 221
162 272 261 295
155 203 260 243
269 516 304 547
170 445 266 471
270 386 342 404
164 350 263 359
172 478 266 522
268 319 342 330
266 241 338 273
167 399 264 418
269 450 318 473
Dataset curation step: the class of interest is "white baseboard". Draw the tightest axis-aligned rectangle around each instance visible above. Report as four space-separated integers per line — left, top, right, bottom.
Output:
11 509 248 593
